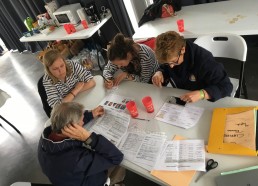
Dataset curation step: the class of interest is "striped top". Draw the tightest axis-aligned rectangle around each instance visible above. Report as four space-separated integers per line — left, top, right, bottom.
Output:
103 44 159 83
43 60 93 108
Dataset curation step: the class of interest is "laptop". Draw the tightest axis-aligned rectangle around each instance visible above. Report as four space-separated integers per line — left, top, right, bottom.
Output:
215 169 258 186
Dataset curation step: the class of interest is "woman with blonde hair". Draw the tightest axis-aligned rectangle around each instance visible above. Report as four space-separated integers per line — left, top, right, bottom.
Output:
43 49 95 108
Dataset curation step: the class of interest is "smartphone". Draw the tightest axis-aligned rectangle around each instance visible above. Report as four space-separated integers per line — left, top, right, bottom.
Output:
168 96 186 106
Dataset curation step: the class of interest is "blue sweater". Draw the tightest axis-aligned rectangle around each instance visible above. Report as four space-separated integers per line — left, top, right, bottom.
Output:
159 40 233 101
38 111 124 186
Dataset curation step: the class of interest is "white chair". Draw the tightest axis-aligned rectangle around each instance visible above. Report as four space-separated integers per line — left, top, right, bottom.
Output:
0 89 21 134
194 34 248 98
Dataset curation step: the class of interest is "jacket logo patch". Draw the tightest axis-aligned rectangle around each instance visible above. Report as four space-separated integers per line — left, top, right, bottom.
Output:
189 74 196 82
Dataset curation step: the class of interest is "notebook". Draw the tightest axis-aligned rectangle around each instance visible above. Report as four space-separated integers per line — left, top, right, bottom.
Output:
215 168 258 186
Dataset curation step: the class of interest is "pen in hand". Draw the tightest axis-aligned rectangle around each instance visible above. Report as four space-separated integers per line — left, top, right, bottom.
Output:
101 75 109 82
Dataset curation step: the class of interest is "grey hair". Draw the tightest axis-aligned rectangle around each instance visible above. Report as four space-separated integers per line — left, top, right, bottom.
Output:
50 102 84 133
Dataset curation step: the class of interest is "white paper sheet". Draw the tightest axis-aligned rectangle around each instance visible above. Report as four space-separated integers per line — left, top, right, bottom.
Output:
119 132 167 171
89 109 130 146
99 94 133 112
153 140 205 171
155 99 204 129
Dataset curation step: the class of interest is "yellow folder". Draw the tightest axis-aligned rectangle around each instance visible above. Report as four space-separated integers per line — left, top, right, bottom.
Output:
150 135 196 186
207 106 258 156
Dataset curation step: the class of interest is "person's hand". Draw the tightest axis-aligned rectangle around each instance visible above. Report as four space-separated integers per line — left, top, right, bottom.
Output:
113 72 128 86
152 71 164 88
61 124 91 141
180 90 202 103
104 79 114 89
92 106 104 118
73 82 85 94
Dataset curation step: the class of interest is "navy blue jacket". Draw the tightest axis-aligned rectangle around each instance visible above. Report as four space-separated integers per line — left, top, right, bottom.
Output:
38 111 124 186
159 40 233 101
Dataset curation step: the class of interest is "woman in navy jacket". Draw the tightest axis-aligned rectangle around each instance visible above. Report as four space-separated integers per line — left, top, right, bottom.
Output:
38 102 124 186
152 31 233 103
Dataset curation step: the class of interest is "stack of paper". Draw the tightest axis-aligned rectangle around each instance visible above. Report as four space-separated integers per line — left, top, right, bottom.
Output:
89 109 130 146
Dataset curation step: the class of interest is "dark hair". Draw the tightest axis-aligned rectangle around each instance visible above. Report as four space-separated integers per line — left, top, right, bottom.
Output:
107 33 138 61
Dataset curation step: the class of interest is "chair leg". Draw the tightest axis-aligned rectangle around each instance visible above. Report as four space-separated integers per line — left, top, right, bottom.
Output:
0 115 21 134
242 78 248 99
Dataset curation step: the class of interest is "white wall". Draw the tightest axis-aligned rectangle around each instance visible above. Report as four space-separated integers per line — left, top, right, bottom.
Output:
123 0 153 31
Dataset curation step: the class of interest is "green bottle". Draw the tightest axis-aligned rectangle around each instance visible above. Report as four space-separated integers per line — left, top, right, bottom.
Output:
24 17 34 31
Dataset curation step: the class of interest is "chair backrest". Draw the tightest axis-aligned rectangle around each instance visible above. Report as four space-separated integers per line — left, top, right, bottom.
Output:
135 37 156 51
37 76 52 118
194 34 248 98
194 34 247 62
0 89 10 108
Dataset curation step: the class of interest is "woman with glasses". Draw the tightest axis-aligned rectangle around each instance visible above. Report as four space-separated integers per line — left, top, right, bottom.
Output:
152 31 233 103
103 33 159 89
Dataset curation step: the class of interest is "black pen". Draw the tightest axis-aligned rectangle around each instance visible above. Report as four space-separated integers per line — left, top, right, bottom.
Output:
101 75 109 82
134 118 150 122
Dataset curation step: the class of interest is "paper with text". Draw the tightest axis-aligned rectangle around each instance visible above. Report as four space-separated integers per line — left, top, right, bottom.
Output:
119 132 167 171
99 94 133 112
224 109 256 150
155 100 204 129
153 140 205 171
89 109 130 146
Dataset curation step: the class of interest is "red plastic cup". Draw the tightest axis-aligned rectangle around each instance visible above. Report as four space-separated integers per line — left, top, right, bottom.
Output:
63 24 71 34
81 20 88 29
68 24 76 33
177 19 184 32
142 96 154 113
126 101 139 118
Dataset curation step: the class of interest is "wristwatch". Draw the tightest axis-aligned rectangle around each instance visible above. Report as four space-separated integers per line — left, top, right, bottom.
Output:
84 136 93 145
126 73 130 80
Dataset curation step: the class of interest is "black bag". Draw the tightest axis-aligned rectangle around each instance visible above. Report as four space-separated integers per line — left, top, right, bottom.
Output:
138 0 181 27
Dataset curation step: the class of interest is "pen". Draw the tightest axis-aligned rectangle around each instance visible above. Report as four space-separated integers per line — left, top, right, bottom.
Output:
134 118 150 122
101 75 109 82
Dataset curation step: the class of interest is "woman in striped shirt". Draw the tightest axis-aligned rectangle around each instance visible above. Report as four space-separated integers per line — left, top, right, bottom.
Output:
103 33 159 89
43 49 95 108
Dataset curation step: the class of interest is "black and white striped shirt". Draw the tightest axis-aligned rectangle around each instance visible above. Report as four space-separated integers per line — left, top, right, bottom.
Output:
43 60 93 108
103 44 159 83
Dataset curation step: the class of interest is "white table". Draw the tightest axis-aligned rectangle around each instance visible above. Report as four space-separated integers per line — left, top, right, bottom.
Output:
74 75 258 186
19 14 111 42
133 0 258 39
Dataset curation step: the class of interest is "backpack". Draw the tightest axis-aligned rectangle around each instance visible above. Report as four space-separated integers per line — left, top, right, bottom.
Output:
138 0 182 27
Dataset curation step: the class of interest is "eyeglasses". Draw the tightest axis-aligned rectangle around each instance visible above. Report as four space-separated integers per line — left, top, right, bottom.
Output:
164 48 183 66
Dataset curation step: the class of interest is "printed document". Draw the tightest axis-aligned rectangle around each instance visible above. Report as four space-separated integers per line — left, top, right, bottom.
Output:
89 109 130 146
119 132 167 171
99 93 133 112
153 140 205 171
155 98 204 129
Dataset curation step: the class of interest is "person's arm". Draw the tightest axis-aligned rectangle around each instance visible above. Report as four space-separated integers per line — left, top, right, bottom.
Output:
43 76 62 108
152 64 170 87
138 45 160 83
103 61 118 80
73 61 96 93
62 125 123 176
83 106 105 124
202 62 233 101
103 61 118 89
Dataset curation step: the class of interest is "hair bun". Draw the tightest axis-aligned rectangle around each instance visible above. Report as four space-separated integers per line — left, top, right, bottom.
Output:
114 33 125 45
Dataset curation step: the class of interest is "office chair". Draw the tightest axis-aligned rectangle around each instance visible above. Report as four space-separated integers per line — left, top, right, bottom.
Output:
194 34 248 98
37 76 52 118
0 89 21 134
